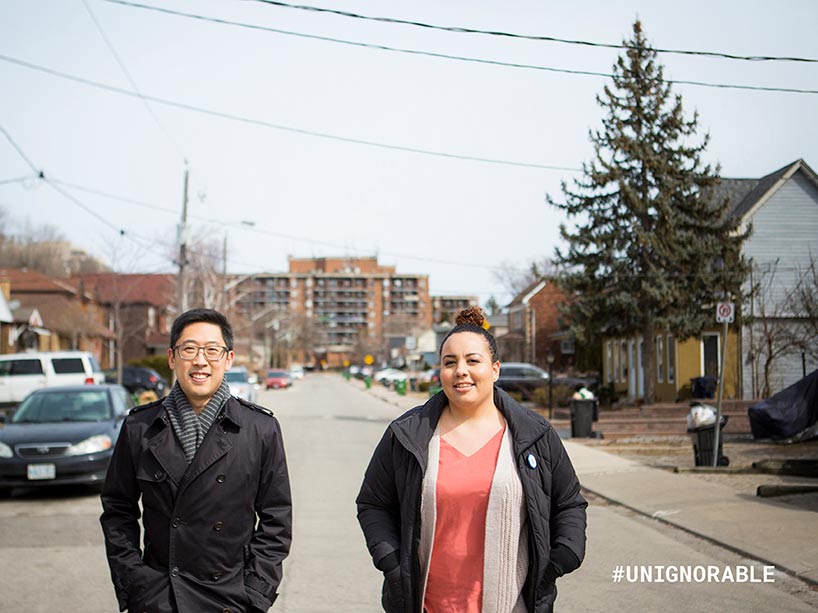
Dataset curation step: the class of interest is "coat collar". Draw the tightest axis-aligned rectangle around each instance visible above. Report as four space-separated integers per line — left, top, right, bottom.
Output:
143 396 242 488
389 385 551 469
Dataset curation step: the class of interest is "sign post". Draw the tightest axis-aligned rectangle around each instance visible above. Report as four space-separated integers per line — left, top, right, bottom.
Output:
713 302 734 467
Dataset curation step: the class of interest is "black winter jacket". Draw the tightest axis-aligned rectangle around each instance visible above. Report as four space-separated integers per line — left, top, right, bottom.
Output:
100 396 292 612
356 387 587 613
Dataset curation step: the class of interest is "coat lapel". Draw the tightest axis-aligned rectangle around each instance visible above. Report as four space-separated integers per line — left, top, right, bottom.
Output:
146 412 188 487
178 408 236 495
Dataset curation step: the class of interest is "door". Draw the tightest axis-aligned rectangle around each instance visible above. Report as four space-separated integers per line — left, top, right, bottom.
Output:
702 334 720 377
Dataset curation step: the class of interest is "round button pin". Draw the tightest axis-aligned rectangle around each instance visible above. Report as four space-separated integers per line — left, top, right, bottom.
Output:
527 453 537 469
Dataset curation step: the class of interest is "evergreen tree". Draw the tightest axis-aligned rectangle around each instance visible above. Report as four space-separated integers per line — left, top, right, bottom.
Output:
548 21 749 403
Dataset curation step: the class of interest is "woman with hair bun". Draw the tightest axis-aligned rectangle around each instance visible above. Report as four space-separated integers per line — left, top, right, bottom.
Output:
356 306 587 613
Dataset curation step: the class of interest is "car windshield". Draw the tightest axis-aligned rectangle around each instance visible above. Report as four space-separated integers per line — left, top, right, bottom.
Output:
225 371 249 383
12 390 112 423
267 371 288 377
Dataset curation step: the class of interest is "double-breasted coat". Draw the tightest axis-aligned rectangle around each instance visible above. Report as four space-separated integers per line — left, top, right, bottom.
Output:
100 396 292 612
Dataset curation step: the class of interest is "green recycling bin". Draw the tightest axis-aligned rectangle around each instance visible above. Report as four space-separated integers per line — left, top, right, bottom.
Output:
364 376 372 389
395 379 407 396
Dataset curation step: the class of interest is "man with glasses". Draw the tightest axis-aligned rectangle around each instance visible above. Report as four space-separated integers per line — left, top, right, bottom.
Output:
100 308 291 612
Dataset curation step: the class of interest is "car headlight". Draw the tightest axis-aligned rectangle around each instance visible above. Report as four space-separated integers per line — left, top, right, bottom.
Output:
66 434 113 456
0 441 12 459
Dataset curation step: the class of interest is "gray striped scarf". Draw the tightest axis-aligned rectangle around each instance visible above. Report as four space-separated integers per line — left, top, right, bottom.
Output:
163 379 232 464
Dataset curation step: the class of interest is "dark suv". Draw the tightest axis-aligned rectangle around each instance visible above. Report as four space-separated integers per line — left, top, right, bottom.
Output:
496 362 550 400
105 367 169 397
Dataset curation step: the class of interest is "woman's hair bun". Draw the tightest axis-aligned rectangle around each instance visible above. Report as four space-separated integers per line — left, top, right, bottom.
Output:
455 306 486 328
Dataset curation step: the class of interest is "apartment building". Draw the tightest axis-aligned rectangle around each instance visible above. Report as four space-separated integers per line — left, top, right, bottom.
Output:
232 257 433 368
431 295 479 324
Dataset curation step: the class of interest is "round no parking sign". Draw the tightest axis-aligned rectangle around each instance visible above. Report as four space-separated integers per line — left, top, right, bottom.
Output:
716 302 735 323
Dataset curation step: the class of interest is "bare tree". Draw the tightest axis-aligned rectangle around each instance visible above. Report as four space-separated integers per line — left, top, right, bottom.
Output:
747 260 816 398
785 254 818 364
491 257 555 297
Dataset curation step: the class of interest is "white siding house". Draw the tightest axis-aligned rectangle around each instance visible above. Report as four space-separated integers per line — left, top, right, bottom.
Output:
728 160 818 398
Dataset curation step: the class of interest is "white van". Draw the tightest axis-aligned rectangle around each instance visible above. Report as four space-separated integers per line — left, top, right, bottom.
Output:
0 351 104 407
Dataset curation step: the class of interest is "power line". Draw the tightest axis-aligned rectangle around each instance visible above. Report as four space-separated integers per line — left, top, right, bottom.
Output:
81 0 188 163
0 54 579 171
105 1 818 95
49 176 518 274
0 124 157 255
0 174 36 186
242 0 818 64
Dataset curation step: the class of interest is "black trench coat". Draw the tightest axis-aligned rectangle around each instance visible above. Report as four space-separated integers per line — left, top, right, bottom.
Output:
100 396 292 612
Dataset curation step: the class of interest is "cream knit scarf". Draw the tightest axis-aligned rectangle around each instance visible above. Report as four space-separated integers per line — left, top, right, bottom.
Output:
419 425 529 613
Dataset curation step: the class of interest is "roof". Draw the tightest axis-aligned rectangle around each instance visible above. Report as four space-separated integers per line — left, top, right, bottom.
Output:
15 295 112 339
75 273 175 308
505 279 547 309
0 268 80 296
715 159 818 221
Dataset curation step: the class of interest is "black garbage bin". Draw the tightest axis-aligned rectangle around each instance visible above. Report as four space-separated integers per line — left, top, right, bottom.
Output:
688 415 729 466
691 376 717 399
570 399 597 438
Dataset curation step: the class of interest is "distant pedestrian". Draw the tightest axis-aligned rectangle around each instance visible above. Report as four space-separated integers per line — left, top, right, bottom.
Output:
356 307 587 613
100 308 292 612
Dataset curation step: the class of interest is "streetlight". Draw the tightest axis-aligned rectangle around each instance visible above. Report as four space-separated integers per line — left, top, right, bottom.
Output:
546 351 555 420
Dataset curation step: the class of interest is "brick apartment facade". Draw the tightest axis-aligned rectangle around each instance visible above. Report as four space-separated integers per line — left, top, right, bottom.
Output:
231 257 434 368
431 295 479 324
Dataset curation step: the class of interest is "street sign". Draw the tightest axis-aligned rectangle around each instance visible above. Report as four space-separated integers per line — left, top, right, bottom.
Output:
716 302 735 323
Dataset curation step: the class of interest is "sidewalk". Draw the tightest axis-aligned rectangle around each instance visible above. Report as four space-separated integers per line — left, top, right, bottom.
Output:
354 378 818 587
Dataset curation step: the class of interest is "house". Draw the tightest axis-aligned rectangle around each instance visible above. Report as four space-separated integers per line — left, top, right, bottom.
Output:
75 273 175 367
497 279 568 370
0 268 112 364
602 159 818 402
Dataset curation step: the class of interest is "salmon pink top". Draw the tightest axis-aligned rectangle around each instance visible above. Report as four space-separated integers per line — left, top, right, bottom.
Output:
424 426 506 613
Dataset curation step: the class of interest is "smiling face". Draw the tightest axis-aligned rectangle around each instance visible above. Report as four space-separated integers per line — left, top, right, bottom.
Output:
439 331 500 410
168 321 234 412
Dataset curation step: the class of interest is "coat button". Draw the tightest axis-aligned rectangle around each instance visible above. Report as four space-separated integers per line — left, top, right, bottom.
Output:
216 474 226 483
222 609 231 613
211 572 222 581
214 521 224 531
171 517 180 528
170 567 179 577
154 471 164 480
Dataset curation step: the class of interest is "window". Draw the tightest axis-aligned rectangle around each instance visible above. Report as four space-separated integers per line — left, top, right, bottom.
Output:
667 336 676 383
606 341 613 383
620 341 628 379
11 359 45 375
702 334 719 377
51 358 85 374
656 335 664 383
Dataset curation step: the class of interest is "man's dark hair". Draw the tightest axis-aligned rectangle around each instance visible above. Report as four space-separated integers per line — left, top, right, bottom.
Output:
170 308 234 350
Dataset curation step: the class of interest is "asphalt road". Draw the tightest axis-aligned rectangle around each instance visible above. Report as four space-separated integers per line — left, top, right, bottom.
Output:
0 373 815 612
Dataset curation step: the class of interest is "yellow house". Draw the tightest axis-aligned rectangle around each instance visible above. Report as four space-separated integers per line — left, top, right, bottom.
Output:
602 326 741 402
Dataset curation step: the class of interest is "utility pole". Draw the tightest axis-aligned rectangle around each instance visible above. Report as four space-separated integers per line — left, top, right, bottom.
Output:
176 169 189 314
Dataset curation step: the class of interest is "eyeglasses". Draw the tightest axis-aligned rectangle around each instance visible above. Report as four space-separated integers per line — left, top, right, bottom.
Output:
173 344 229 361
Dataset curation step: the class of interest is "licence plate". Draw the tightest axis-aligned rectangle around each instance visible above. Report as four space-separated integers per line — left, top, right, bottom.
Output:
27 463 56 480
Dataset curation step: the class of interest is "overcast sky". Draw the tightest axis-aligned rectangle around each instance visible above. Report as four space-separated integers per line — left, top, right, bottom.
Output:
1 0 816 306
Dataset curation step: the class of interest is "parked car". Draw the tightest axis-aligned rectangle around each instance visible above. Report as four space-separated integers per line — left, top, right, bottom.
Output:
289 365 305 381
496 362 550 400
374 368 408 386
104 366 169 397
265 370 292 390
0 351 104 410
0 384 134 492
225 366 257 403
